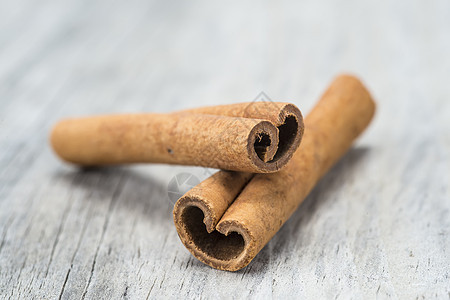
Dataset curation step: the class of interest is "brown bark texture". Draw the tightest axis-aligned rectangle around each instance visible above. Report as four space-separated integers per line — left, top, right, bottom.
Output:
173 75 376 271
50 103 304 173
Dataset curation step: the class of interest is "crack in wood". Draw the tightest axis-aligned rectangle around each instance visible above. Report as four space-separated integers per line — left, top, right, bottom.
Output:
45 195 74 277
81 174 126 300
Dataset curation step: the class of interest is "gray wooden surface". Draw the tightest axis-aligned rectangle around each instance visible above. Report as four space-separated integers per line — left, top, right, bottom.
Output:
0 0 449 299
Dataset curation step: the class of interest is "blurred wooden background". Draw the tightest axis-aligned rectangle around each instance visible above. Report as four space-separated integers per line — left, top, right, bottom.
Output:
0 0 449 298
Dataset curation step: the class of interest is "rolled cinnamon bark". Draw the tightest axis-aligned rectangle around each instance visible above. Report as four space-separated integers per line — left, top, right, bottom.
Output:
173 74 376 271
50 103 303 173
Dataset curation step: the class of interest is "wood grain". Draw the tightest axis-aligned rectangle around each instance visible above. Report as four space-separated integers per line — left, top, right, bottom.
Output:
0 0 449 298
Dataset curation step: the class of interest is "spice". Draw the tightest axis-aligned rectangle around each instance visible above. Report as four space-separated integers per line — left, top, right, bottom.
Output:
50 103 304 173
173 75 376 271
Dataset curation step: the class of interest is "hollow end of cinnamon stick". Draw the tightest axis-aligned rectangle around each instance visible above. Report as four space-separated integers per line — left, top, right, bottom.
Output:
172 170 254 271
246 103 304 173
174 194 256 271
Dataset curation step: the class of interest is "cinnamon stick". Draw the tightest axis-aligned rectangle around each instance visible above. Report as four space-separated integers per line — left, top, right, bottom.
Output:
173 74 376 271
50 103 303 173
